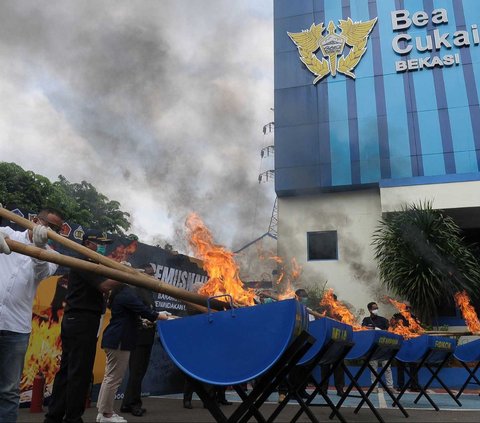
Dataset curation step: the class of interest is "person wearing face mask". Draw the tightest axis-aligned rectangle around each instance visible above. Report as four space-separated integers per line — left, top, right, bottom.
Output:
45 229 122 423
295 288 309 305
0 206 64 423
361 302 394 392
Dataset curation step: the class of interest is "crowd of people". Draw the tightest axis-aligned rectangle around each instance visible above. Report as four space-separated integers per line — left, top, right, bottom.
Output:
0 213 172 423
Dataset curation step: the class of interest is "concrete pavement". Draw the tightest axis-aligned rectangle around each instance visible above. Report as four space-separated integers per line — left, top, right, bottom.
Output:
18 390 480 422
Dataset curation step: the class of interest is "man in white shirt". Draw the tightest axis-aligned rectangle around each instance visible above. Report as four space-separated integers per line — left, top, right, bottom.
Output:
0 207 64 423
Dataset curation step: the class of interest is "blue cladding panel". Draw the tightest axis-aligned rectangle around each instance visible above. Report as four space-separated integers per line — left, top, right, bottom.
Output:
275 124 320 167
275 0 480 195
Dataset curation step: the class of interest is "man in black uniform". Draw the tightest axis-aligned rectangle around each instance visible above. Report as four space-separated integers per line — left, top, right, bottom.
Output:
361 302 394 391
45 230 118 423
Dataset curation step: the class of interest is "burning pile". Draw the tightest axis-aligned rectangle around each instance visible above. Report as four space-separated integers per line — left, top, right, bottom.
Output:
270 256 302 299
318 289 364 331
454 291 480 333
387 297 424 339
186 213 256 306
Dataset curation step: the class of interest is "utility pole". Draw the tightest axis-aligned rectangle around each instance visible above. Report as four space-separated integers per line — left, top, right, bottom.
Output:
259 117 278 239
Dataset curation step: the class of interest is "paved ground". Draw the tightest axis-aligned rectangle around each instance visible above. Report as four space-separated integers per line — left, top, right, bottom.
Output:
19 388 480 422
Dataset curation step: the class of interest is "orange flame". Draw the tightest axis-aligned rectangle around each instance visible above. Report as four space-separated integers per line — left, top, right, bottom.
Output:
319 289 364 330
277 286 295 300
268 255 302 298
454 291 480 333
21 308 63 393
291 258 302 280
185 213 255 306
388 320 416 338
387 298 424 338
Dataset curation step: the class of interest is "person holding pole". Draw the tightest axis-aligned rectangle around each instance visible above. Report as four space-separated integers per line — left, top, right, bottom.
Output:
96 279 168 422
0 207 64 423
120 264 158 417
45 229 120 423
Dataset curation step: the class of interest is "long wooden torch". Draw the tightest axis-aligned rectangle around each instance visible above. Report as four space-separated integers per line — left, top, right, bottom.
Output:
0 206 223 311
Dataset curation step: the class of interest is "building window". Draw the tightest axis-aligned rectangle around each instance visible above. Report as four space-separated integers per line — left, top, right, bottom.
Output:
307 231 338 261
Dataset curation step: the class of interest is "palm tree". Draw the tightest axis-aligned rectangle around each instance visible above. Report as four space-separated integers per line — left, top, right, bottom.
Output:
372 201 480 324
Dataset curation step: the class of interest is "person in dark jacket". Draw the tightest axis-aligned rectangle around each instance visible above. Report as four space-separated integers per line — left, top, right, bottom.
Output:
361 302 394 391
45 229 119 423
96 284 168 423
120 264 158 417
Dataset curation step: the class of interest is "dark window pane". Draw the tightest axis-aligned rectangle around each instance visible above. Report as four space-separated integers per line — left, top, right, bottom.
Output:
307 231 338 260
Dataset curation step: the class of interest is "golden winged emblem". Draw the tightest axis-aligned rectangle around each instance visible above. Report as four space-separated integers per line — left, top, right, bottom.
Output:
288 17 377 84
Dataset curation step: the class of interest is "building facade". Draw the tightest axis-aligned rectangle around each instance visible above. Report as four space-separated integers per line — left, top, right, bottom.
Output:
274 0 480 314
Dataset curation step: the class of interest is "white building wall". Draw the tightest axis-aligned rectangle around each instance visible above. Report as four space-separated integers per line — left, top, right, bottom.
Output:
278 180 480 322
380 180 480 212
277 188 389 315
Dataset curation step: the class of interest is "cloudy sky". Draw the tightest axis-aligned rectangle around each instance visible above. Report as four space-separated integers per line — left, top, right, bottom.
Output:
0 0 276 253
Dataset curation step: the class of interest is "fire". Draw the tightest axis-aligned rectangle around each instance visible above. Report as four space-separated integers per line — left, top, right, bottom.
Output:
319 289 364 331
21 307 63 393
269 255 303 298
387 298 424 338
185 213 255 306
277 286 295 300
454 291 480 333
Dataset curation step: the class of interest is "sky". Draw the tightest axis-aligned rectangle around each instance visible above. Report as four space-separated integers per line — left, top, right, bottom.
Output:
0 0 276 253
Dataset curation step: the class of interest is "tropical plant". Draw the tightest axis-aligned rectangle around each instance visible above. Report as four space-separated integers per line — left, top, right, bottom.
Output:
372 201 480 324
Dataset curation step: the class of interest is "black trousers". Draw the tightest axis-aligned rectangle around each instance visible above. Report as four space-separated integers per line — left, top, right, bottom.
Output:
183 375 226 403
320 363 345 392
396 361 420 389
278 366 311 395
44 312 100 423
121 343 154 409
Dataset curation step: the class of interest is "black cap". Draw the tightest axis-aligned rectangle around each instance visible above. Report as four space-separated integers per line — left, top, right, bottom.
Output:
82 229 113 244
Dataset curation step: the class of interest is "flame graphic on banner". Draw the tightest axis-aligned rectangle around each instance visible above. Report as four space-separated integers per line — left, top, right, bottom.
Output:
108 240 138 262
20 308 63 395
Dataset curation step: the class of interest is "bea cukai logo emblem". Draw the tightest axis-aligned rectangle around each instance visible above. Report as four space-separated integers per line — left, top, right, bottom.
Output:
288 17 377 84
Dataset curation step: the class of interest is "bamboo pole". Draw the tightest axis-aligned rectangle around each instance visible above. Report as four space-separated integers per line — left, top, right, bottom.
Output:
3 239 224 312
0 206 151 274
0 206 217 312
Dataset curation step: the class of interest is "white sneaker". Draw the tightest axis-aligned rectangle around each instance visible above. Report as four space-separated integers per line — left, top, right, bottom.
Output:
99 413 127 423
96 413 102 423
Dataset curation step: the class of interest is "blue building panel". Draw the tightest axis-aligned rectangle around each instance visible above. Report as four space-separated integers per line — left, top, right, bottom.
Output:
275 124 320 167
275 0 480 195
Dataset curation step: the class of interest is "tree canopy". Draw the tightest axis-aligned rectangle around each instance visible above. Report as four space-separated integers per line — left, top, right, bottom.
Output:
372 201 480 324
0 162 131 235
